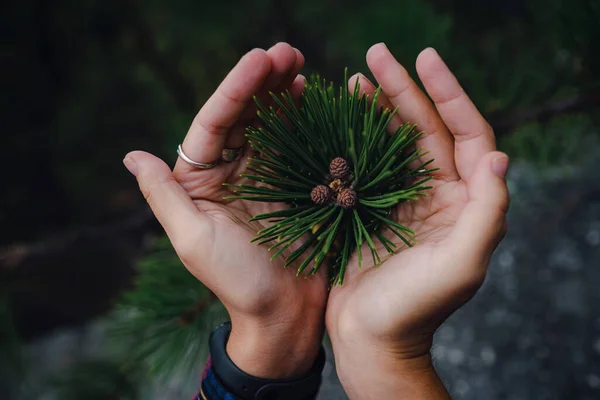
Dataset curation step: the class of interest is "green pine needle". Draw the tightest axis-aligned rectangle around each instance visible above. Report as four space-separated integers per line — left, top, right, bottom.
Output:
229 71 434 285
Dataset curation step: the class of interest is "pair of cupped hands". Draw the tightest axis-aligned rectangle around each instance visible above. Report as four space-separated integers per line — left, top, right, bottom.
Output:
123 42 509 398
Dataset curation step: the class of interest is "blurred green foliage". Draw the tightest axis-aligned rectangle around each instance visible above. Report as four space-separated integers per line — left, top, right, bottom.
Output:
3 0 599 245
35 238 224 399
111 237 226 379
499 114 599 167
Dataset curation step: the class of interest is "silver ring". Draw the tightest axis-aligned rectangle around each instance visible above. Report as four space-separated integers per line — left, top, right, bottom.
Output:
221 147 243 162
177 144 218 169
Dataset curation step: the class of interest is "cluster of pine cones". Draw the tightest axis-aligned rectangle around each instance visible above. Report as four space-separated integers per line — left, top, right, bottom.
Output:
310 157 357 209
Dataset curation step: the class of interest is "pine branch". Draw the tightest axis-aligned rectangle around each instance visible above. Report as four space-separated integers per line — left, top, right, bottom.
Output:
177 292 217 326
110 238 227 378
229 73 435 284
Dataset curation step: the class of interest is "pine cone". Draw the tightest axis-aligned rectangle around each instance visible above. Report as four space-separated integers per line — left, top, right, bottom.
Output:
311 185 332 205
330 157 351 180
337 188 357 209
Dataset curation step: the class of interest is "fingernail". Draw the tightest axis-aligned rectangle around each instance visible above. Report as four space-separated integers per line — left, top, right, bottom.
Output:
425 47 438 55
491 155 509 179
123 156 138 176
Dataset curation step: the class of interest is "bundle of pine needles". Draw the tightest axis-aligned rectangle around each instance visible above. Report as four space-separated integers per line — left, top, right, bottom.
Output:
228 73 435 284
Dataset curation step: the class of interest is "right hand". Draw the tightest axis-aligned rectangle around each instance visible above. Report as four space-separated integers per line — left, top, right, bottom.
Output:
123 43 328 380
326 44 509 399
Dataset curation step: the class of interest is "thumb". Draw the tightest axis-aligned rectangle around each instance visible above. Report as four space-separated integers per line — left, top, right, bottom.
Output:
123 151 210 250
449 151 509 266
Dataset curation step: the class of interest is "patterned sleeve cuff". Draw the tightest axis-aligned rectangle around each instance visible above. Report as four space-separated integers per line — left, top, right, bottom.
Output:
195 356 238 400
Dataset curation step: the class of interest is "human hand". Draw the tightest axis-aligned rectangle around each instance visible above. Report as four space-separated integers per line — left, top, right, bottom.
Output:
326 44 509 398
123 43 327 379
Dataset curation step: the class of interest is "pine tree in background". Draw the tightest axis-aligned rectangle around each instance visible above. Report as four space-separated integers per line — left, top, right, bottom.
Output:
229 73 435 284
41 239 226 398
110 238 227 377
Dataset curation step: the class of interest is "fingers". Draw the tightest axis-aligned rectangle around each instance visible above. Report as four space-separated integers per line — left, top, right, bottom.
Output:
261 43 301 98
270 74 306 139
285 74 306 111
277 48 305 108
416 48 496 181
348 73 403 134
281 47 305 93
449 151 509 269
366 43 459 181
269 47 305 109
124 151 212 253
177 49 271 169
226 43 302 149
290 74 306 101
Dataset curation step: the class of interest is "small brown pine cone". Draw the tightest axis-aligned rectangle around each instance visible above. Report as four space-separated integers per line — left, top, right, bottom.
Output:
337 188 357 209
311 185 332 205
330 157 351 180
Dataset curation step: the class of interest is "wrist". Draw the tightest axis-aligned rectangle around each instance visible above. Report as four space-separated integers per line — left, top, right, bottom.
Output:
328 318 448 399
226 313 324 379
332 342 449 399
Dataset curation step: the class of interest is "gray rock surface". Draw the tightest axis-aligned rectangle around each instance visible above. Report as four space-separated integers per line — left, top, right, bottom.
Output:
429 162 600 400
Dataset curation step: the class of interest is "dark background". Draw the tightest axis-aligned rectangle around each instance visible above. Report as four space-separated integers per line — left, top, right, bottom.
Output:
1 0 600 398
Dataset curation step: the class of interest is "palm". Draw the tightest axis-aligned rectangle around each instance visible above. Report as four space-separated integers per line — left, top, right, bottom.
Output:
328 177 468 338
147 44 329 318
174 143 328 316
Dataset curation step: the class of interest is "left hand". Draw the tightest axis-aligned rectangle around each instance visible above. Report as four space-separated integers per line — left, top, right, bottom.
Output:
123 43 327 380
326 44 509 398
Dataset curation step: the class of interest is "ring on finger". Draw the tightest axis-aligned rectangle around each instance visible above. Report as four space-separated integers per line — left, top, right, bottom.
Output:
177 144 218 169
